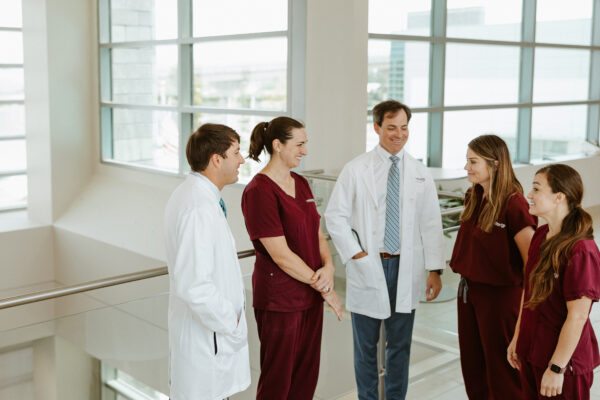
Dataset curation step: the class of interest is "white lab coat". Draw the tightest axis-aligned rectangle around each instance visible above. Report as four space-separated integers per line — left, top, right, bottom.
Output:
324 149 445 318
164 174 250 400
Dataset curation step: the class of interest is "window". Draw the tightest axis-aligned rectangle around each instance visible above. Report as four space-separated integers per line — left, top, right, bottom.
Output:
368 0 600 168
102 363 168 400
0 0 27 210
99 0 302 182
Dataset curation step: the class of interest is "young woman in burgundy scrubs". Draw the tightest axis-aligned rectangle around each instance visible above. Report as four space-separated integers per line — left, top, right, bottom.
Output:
241 116 342 400
450 135 537 398
507 164 600 399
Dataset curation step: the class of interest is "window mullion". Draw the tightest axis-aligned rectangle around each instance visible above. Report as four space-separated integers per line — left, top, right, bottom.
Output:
515 0 536 163
289 0 306 119
427 0 446 167
586 0 600 145
178 0 193 174
98 0 110 43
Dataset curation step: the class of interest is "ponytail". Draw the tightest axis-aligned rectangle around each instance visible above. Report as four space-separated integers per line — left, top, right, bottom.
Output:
247 117 304 162
526 165 594 309
248 122 268 161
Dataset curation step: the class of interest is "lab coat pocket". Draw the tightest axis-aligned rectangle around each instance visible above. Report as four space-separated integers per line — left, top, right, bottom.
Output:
217 310 248 356
346 256 378 289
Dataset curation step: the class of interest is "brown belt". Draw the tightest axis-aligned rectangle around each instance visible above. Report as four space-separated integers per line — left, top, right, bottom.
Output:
380 252 399 259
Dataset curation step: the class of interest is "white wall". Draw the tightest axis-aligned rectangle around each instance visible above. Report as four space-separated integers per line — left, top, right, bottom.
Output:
31 336 100 400
304 0 369 172
0 225 54 293
22 0 97 224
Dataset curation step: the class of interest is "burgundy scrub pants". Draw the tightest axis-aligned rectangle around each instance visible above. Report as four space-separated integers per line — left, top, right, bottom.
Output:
457 278 522 399
254 303 323 400
519 361 594 400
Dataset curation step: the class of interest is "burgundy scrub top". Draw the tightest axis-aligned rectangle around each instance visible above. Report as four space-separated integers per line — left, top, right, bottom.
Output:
450 186 538 286
242 172 322 312
516 224 600 374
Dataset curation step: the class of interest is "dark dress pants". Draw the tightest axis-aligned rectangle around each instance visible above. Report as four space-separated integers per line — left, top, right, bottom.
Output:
351 256 416 400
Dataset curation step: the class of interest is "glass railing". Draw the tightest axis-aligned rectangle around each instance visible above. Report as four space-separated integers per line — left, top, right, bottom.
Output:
0 171 467 399
0 270 463 399
0 273 363 400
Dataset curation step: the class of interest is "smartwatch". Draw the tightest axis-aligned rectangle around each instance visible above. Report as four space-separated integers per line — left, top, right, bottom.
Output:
431 269 443 275
548 363 566 374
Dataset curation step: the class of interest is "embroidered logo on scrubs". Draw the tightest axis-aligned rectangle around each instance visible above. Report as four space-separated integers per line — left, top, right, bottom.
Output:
494 221 506 229
415 177 425 182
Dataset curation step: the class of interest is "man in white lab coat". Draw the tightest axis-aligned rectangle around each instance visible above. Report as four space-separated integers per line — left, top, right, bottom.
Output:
164 123 250 400
325 100 445 400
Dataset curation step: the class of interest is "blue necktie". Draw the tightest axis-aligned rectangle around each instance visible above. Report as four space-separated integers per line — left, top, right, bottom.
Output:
219 198 227 217
384 155 400 253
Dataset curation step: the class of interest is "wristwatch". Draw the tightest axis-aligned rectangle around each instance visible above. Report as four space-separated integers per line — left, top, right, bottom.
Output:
431 269 443 275
548 362 567 374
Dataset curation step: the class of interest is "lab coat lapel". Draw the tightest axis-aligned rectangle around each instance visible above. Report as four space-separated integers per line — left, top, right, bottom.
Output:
361 150 378 206
395 155 416 312
401 156 418 240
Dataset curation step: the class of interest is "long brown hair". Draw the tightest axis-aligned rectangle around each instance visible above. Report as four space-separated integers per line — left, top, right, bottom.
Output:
526 164 594 309
248 117 304 161
461 135 523 232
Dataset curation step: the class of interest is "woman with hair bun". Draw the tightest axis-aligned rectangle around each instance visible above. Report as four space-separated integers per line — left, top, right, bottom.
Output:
450 134 537 398
241 116 342 400
508 164 600 399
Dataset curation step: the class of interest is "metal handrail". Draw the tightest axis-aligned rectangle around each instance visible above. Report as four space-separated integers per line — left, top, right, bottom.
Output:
0 171 465 310
440 205 464 217
0 249 256 310
300 172 338 182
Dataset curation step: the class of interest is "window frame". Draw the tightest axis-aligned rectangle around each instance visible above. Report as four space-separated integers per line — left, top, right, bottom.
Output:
368 0 600 167
98 0 306 178
0 18 27 212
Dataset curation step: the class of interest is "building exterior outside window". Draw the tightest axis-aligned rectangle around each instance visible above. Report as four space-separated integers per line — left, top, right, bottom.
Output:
368 0 600 169
99 0 304 183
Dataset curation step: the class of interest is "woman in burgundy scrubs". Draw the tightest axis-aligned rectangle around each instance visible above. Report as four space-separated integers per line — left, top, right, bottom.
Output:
241 116 342 400
450 135 537 398
507 164 600 399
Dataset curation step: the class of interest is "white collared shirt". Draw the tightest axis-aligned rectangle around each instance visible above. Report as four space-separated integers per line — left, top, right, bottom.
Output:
373 144 404 254
190 171 221 201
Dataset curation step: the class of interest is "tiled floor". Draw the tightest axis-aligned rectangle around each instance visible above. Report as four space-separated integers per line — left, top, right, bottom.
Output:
330 206 600 399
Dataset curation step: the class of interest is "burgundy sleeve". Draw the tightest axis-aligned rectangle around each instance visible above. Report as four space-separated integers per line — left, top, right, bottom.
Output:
506 193 537 238
563 247 600 302
241 183 285 240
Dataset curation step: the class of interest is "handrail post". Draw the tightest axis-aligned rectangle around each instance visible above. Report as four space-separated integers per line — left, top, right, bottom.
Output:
378 324 386 399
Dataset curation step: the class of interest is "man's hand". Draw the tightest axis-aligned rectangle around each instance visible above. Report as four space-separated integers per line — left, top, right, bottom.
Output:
425 271 442 301
352 251 368 260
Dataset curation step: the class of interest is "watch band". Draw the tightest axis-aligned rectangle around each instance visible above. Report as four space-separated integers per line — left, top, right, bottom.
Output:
431 269 443 275
548 363 566 374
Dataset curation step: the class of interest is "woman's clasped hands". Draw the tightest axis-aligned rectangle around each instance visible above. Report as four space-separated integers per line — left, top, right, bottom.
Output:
311 263 342 321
